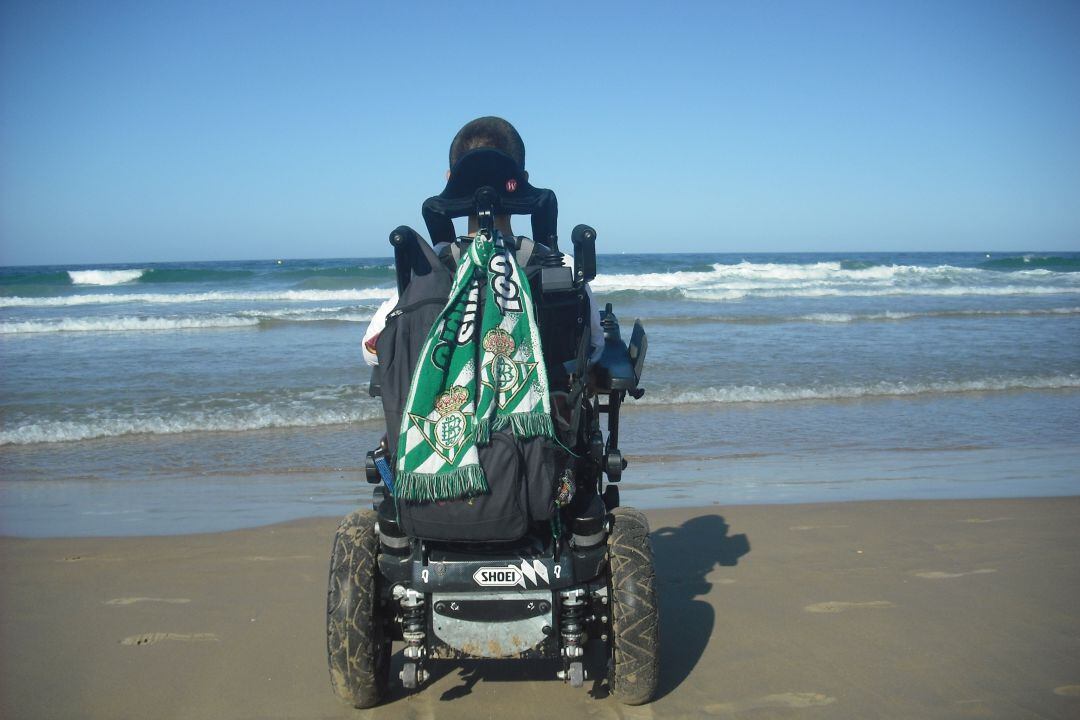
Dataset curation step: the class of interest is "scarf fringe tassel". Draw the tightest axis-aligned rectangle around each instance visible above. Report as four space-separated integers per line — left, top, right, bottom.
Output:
395 464 489 503
398 413 555 503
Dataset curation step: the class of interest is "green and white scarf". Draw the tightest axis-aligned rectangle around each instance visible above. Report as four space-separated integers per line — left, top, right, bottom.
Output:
395 231 554 502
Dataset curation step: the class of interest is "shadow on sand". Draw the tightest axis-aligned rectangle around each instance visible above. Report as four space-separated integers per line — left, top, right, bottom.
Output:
651 514 751 700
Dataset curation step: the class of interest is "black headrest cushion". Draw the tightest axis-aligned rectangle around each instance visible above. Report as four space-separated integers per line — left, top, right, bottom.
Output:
439 148 530 200
422 148 559 249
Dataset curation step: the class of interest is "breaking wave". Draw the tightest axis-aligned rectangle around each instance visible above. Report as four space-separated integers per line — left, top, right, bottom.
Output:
636 375 1080 406
0 388 385 445
589 261 1080 300
68 269 146 285
1 316 260 334
3 263 397 287
0 288 394 308
0 306 376 334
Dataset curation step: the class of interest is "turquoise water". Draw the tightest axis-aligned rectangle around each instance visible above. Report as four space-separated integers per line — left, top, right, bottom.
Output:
2 251 1078 535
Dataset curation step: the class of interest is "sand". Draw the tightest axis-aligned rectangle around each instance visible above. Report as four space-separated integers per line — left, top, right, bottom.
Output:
2 497 1079 719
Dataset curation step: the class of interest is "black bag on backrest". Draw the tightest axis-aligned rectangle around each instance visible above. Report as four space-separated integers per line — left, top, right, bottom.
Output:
375 237 555 542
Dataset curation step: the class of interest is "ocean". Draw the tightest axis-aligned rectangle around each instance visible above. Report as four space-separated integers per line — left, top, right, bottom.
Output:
2 251 1078 536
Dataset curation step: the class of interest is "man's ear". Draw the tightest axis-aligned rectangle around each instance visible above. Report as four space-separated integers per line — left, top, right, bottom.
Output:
523 170 529 182
446 170 451 181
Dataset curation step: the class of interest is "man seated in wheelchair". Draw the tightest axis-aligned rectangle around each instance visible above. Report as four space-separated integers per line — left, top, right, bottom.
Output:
328 116 656 708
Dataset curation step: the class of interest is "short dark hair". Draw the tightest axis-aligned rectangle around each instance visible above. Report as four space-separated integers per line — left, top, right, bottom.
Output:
449 116 525 169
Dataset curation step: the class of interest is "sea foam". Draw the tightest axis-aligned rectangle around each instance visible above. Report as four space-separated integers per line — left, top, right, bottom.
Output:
0 306 376 334
68 269 146 285
0 316 261 334
588 261 1080 300
636 374 1080 407
0 288 394 308
0 399 386 445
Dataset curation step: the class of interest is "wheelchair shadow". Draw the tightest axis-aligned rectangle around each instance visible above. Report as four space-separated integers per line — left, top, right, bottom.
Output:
651 514 751 700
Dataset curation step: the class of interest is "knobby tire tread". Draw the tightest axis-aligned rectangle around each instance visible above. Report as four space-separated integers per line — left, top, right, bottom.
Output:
326 509 389 708
608 506 660 705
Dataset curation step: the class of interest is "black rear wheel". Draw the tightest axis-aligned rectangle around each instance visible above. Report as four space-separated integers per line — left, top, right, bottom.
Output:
607 506 660 704
327 509 391 708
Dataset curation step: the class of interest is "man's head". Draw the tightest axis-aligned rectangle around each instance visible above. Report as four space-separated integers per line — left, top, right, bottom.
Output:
448 116 525 170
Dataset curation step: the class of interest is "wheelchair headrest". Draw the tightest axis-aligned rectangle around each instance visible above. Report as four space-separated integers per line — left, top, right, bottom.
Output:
422 148 559 249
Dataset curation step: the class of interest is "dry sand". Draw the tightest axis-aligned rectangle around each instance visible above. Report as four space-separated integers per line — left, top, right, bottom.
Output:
2 497 1079 719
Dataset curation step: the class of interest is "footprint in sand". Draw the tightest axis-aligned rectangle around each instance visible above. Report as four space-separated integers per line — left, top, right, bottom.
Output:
105 597 191 606
805 600 893 613
704 692 836 714
915 569 996 580
584 704 657 720
120 632 218 646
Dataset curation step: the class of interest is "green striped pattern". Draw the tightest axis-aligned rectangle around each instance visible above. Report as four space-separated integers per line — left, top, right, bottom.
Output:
395 231 553 502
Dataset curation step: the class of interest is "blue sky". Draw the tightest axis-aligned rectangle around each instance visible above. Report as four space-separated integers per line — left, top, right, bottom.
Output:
1 0 1078 265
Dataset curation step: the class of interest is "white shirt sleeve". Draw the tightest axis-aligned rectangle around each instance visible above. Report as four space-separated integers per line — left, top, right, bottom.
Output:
362 290 398 366
362 242 449 367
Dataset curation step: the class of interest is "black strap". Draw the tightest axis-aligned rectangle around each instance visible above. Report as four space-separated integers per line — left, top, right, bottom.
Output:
445 236 535 270
567 302 592 440
384 296 446 324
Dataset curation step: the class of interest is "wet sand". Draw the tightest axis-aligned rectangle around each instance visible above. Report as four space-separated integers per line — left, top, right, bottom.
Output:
2 497 1079 719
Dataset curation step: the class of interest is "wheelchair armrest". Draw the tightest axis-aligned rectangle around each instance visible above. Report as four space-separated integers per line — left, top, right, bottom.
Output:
590 334 638 392
589 307 646 393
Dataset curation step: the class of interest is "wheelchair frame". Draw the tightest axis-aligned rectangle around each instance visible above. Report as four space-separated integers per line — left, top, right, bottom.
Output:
327 153 656 707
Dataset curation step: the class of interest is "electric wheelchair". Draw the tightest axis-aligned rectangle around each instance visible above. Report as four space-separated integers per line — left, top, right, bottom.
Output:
326 148 657 707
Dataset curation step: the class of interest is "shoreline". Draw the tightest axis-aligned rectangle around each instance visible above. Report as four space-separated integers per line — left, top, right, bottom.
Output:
4 461 1079 540
3 496 1079 719
3 491 1080 541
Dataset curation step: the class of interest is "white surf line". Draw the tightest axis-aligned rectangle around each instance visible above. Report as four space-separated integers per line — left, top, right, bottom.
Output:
960 517 1012 524
639 374 1080 407
69 269 146 285
914 569 997 579
0 288 394 308
0 316 261 334
104 597 191 606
